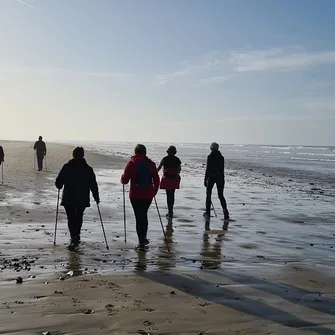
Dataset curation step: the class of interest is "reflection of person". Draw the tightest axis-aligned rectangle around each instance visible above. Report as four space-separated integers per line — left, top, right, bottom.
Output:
33 136 47 171
0 145 4 166
66 250 83 276
156 218 175 271
200 222 228 270
204 142 229 220
134 249 147 271
121 144 160 250
55 147 100 251
157 145 182 218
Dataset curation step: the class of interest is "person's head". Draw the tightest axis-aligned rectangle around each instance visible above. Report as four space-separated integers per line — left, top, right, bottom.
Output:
73 146 85 159
166 145 177 156
134 144 147 155
210 142 219 151
38 136 43 141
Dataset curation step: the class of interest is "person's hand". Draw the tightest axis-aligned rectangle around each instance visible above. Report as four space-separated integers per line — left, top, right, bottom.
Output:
95 198 100 204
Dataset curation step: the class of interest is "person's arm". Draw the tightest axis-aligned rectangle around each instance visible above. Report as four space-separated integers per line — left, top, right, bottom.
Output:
43 142 47 156
151 162 160 196
204 156 209 186
33 142 36 150
157 158 164 172
89 168 100 203
121 161 132 185
55 165 66 189
177 158 182 174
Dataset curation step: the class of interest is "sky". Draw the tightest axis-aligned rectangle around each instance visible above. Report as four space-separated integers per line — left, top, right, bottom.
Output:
1 0 335 145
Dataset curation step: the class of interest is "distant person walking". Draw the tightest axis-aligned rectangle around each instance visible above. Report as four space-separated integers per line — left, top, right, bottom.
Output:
157 145 181 218
204 142 230 220
0 145 4 184
33 136 47 171
55 147 100 251
121 144 160 250
0 145 4 166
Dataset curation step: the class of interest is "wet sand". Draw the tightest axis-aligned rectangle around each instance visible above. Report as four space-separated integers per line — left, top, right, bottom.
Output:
0 141 335 334
1 266 335 334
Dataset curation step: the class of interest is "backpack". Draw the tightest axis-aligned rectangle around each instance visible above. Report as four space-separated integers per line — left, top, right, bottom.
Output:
135 161 153 189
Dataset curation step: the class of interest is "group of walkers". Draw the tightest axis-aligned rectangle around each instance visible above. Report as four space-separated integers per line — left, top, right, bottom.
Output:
54 142 229 252
0 138 230 252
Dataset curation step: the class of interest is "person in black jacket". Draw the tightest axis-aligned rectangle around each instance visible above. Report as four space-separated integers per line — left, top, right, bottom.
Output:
55 147 100 251
33 136 47 171
204 142 229 220
0 145 4 166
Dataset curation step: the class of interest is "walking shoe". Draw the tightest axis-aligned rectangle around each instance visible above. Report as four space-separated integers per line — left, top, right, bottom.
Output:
224 209 230 221
67 242 79 251
135 244 146 252
143 238 150 246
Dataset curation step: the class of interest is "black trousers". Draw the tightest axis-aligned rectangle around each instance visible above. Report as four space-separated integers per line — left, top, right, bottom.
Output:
206 178 227 214
37 154 44 171
130 198 152 244
166 189 175 214
64 206 85 243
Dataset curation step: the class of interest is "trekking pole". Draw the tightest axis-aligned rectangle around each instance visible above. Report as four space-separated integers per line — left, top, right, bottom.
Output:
123 185 127 243
45 156 48 172
96 202 109 250
53 189 60 245
211 201 217 217
154 197 171 253
33 152 36 171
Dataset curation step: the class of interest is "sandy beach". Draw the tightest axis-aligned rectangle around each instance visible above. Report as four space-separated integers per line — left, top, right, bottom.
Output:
0 141 335 334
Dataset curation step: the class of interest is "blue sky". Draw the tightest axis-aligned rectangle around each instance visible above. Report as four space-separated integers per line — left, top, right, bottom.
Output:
1 0 335 145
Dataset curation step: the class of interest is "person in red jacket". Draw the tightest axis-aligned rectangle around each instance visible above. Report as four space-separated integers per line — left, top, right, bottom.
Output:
157 145 181 218
121 144 160 250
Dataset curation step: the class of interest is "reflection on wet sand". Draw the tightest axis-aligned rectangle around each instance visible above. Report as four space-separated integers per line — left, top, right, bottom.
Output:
66 250 83 276
200 221 229 270
134 248 147 271
156 218 176 271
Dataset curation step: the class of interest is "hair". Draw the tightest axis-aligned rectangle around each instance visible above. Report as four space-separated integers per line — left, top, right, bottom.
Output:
73 146 85 159
134 144 147 155
166 145 177 155
210 142 219 151
39 136 42 140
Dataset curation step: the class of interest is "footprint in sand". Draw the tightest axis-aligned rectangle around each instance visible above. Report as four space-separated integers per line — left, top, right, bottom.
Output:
105 304 118 316
240 243 258 250
177 218 194 223
309 279 325 286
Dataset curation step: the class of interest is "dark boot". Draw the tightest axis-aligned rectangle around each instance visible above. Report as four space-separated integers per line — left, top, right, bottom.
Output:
224 209 230 220
67 242 79 251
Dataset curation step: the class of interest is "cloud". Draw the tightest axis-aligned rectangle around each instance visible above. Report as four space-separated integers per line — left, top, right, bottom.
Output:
157 47 335 86
197 74 241 86
229 47 335 72
16 0 34 9
155 52 224 86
